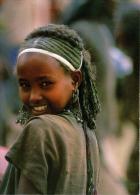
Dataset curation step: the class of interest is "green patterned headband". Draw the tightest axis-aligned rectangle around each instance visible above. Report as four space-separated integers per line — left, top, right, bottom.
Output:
19 37 83 71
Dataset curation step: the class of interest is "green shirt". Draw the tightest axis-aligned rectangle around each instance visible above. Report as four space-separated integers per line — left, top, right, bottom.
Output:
0 112 99 194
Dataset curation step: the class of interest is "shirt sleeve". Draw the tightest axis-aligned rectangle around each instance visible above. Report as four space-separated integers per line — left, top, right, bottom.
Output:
5 116 56 194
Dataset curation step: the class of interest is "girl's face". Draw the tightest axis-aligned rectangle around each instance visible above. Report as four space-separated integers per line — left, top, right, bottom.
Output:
16 53 76 116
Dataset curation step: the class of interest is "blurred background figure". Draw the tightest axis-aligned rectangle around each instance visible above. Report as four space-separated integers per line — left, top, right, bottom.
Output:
0 56 20 146
0 146 8 185
0 0 22 147
0 0 21 182
115 2 139 195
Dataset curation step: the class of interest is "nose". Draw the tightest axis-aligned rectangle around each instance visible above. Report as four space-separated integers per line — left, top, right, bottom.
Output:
29 88 42 104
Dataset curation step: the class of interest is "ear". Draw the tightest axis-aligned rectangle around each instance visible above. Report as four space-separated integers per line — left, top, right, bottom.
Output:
71 70 82 88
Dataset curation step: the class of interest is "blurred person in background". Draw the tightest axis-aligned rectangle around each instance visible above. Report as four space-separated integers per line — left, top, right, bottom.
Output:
0 19 21 184
0 146 8 185
0 1 26 184
115 2 139 195
0 0 23 142
49 0 72 22
59 0 135 195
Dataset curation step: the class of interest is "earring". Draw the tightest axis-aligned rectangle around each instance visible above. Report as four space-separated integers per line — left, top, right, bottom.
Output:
70 83 83 123
72 83 79 104
16 105 32 125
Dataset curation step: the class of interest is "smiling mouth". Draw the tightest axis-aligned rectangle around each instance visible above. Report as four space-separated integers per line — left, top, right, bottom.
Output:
31 105 48 115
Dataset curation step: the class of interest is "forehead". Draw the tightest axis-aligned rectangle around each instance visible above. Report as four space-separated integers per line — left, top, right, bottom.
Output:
16 53 66 77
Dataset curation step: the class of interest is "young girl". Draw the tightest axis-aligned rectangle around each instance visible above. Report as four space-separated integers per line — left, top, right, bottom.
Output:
0 24 100 195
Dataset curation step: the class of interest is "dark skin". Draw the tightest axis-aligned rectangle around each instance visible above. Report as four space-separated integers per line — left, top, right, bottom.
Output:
16 52 82 193
17 53 82 116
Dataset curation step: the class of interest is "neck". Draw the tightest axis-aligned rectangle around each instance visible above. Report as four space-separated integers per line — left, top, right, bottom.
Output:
64 100 83 123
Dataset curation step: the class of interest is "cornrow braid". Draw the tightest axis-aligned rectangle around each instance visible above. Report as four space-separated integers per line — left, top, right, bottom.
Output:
20 24 100 130
25 24 84 50
79 50 100 129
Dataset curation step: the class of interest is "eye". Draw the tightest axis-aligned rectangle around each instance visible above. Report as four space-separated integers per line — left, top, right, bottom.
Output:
18 80 31 91
40 80 54 89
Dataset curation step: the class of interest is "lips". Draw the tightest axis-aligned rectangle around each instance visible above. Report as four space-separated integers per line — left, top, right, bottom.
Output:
31 105 48 115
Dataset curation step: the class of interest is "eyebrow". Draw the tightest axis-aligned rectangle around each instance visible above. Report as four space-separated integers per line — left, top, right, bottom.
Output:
36 76 54 81
18 75 56 84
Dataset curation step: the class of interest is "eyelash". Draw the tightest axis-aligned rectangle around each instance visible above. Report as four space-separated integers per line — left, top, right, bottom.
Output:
40 81 53 88
18 80 54 91
19 82 30 91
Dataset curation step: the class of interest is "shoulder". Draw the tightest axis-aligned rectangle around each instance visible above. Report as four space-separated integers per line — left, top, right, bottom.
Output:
26 114 75 133
23 114 82 142
6 115 70 166
27 113 72 126
8 113 84 158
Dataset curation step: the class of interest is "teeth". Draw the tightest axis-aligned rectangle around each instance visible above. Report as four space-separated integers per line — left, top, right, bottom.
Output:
33 105 47 112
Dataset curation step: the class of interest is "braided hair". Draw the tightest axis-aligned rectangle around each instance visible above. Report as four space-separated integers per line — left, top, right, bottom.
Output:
19 24 100 130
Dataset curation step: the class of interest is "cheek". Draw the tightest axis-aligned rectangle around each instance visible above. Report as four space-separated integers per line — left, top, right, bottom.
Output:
43 81 72 103
19 89 29 104
49 83 73 104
